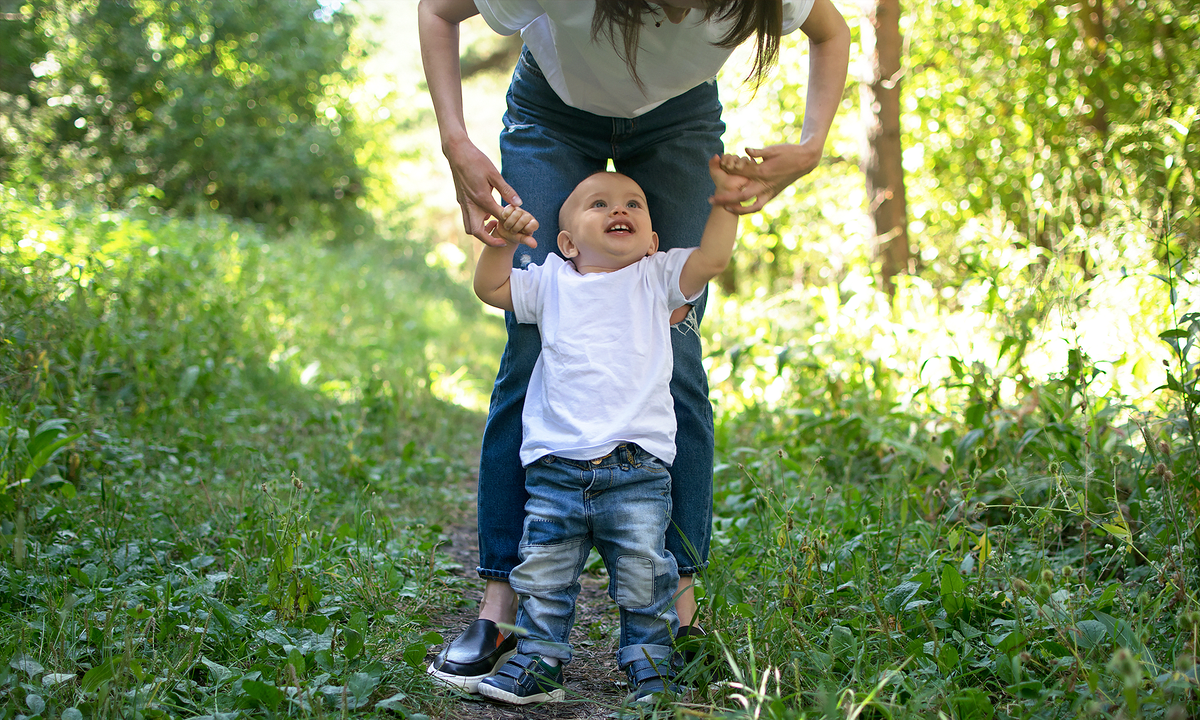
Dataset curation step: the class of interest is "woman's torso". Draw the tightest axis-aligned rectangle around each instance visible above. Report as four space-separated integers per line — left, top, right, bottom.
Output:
475 0 813 118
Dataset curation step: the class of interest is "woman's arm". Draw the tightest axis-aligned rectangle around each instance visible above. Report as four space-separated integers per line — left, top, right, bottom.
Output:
710 0 851 215
418 0 534 247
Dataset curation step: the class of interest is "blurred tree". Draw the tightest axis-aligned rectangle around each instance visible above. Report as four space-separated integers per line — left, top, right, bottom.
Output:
0 0 381 238
860 0 910 295
904 0 1198 262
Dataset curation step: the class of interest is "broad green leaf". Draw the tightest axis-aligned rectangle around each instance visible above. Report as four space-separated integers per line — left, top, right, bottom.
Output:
402 641 428 669
882 580 921 614
975 531 991 566
42 673 76 687
1100 523 1131 541
829 625 857 661
342 627 364 660
347 671 379 708
10 654 44 677
937 643 960 674
376 692 409 712
23 431 83 480
1074 620 1107 649
955 428 985 463
941 563 966 616
947 528 961 552
241 679 284 709
946 688 993 719
81 658 115 692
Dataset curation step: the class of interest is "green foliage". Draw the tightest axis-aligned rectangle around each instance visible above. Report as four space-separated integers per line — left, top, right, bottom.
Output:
0 0 391 237
0 187 498 717
906 0 1199 266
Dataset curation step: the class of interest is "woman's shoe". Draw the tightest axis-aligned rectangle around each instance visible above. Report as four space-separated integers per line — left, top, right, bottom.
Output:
673 625 707 667
426 619 518 693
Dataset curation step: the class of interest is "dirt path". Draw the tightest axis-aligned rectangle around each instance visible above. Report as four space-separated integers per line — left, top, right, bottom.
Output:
425 522 632 719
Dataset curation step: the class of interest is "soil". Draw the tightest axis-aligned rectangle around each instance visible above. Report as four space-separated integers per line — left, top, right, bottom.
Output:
424 522 632 720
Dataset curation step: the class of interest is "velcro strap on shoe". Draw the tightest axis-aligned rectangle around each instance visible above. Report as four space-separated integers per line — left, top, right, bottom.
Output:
627 657 670 684
495 654 538 680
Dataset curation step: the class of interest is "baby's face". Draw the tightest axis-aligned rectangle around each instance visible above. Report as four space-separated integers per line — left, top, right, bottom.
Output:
558 173 658 273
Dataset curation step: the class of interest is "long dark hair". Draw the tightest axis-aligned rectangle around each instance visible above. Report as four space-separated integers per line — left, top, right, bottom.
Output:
591 1 784 91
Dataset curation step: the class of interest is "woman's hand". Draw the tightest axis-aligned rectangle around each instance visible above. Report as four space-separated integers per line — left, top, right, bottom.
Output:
444 137 534 247
711 142 823 214
711 0 849 215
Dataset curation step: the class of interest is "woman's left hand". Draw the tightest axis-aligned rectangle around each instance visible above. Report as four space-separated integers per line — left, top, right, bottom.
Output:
710 141 823 214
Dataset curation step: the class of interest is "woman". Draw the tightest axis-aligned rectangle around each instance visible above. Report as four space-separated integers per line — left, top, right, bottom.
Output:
418 0 849 692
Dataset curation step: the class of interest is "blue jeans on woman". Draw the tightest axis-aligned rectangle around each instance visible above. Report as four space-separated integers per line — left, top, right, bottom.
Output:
476 48 724 582
510 444 678 667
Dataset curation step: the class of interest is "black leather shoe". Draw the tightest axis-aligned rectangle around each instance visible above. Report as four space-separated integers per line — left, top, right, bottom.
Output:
427 619 518 693
674 625 707 667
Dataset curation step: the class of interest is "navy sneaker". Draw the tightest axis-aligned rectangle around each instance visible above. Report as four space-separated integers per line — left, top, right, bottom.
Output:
477 654 565 705
625 655 679 703
426 619 518 693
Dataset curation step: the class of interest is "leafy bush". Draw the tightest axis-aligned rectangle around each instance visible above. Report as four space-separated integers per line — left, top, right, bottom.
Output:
0 0 391 238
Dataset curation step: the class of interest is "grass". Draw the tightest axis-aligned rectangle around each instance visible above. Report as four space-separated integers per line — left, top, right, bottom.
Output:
1 182 1198 719
0 190 493 719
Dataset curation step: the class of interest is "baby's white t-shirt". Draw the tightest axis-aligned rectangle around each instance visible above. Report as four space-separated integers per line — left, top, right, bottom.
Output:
510 249 701 466
474 0 815 118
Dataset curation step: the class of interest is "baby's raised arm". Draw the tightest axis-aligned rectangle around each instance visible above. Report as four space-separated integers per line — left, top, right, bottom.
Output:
473 205 539 312
678 155 742 298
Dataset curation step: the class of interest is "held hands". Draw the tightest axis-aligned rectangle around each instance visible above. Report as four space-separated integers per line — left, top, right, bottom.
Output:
708 153 745 204
444 137 528 247
710 142 824 214
483 204 539 248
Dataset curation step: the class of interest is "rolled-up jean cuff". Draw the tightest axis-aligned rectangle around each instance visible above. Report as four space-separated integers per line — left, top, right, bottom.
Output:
676 562 708 576
477 567 512 581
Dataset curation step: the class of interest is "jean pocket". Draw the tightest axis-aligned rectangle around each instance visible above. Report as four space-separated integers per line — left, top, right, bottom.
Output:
517 47 546 80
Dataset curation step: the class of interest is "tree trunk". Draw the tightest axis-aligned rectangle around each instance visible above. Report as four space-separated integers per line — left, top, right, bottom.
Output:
860 0 910 296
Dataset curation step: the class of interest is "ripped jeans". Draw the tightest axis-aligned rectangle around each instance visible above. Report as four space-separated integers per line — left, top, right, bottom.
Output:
509 444 679 668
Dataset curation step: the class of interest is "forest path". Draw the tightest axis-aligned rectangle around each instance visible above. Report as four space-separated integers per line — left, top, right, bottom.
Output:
423 513 633 719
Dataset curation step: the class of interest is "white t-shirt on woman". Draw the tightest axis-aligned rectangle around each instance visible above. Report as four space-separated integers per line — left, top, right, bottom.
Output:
474 0 814 118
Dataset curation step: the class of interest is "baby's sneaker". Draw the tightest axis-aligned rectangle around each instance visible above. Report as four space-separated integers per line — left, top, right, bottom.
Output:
625 656 679 703
477 654 565 705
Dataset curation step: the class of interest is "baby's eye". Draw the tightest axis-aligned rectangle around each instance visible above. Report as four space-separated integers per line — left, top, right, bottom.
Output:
591 200 608 208
626 200 642 209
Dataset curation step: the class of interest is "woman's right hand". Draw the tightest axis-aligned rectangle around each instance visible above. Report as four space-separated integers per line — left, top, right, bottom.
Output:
445 137 535 248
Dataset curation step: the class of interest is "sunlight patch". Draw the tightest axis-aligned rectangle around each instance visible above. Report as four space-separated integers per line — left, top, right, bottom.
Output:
429 363 489 413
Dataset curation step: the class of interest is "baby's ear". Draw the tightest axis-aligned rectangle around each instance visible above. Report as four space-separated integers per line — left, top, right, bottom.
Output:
646 231 659 256
558 230 578 258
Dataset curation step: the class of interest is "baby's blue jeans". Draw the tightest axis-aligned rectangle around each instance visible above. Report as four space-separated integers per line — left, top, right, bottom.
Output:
510 444 679 667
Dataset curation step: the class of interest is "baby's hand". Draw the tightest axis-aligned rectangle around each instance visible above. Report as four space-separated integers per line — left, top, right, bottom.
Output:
486 205 539 247
709 154 750 201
